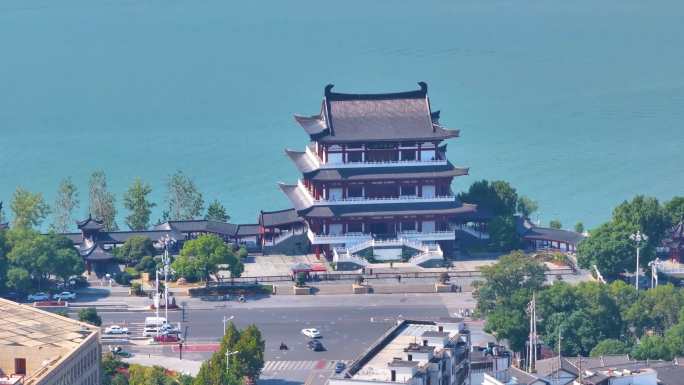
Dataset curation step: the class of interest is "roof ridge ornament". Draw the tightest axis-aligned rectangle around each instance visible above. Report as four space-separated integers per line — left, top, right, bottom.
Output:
323 82 429 101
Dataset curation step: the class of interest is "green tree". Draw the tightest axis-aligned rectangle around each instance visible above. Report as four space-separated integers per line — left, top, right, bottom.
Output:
475 251 546 315
664 197 684 224
173 234 242 282
624 284 684 336
116 236 156 266
78 307 102 326
577 221 634 277
549 219 562 229
0 229 8 291
89 170 118 231
539 282 622 356
590 339 631 357
10 187 50 229
6 229 83 288
607 280 638 315
233 324 265 383
631 335 672 360
135 255 160 276
487 216 520 251
165 170 204 221
205 200 230 222
6 267 31 292
574 222 585 234
194 321 241 385
611 195 669 257
123 178 156 231
128 364 168 385
458 180 519 217
111 374 129 385
51 177 79 233
516 196 538 219
0 201 6 224
483 289 531 352
46 233 84 286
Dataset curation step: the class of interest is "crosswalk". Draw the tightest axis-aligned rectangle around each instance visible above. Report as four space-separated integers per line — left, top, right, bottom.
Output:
263 360 351 372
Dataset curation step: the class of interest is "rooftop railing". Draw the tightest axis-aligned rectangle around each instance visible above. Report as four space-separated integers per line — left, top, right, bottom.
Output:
313 195 455 206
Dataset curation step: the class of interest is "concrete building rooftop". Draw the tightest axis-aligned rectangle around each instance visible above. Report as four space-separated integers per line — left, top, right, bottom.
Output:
351 322 461 382
0 299 93 350
0 298 99 384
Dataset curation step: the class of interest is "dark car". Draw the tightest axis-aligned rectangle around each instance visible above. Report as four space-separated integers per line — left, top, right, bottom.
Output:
307 340 324 351
335 362 346 373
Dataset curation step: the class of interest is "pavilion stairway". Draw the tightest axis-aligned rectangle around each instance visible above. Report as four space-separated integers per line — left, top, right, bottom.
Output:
262 232 310 256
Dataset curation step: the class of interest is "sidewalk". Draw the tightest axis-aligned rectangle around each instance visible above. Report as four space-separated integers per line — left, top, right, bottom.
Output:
123 354 202 376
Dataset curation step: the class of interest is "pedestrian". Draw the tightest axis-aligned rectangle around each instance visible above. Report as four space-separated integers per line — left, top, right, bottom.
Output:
397 274 401 283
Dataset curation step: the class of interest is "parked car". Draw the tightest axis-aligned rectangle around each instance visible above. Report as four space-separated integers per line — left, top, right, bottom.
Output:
307 339 324 351
27 292 49 301
301 328 321 338
335 362 346 374
53 291 77 300
104 325 129 335
153 334 181 343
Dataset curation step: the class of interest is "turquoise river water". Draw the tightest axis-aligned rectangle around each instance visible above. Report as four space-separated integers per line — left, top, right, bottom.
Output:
1 0 683 230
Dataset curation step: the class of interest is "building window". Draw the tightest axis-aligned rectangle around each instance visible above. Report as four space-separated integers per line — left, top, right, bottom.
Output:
401 221 416 232
400 185 416 196
347 151 363 163
328 152 343 164
328 188 343 200
14 358 26 375
348 185 363 198
348 223 363 233
400 149 416 161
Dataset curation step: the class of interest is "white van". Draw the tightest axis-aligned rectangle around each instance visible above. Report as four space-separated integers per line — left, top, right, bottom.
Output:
142 317 167 337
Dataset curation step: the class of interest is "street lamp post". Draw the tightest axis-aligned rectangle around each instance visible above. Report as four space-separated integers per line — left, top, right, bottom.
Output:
648 258 661 289
630 230 648 290
223 315 234 335
226 350 239 369
161 235 172 325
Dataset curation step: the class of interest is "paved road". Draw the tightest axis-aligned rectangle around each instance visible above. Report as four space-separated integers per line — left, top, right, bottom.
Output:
98 293 480 360
97 293 488 385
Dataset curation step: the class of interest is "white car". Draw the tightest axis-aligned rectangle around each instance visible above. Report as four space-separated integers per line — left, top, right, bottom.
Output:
104 325 129 335
27 292 49 301
53 291 76 300
301 328 321 338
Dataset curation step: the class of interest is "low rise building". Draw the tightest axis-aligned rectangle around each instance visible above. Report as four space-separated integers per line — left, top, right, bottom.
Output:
0 298 101 385
483 355 684 385
329 318 470 385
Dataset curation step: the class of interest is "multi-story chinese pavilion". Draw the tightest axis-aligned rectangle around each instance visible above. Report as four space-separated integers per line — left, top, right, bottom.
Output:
279 82 478 266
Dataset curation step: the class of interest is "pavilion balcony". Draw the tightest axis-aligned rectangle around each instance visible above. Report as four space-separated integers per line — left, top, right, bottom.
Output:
307 229 372 245
307 229 454 245
305 145 448 169
312 195 457 206
397 230 456 241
